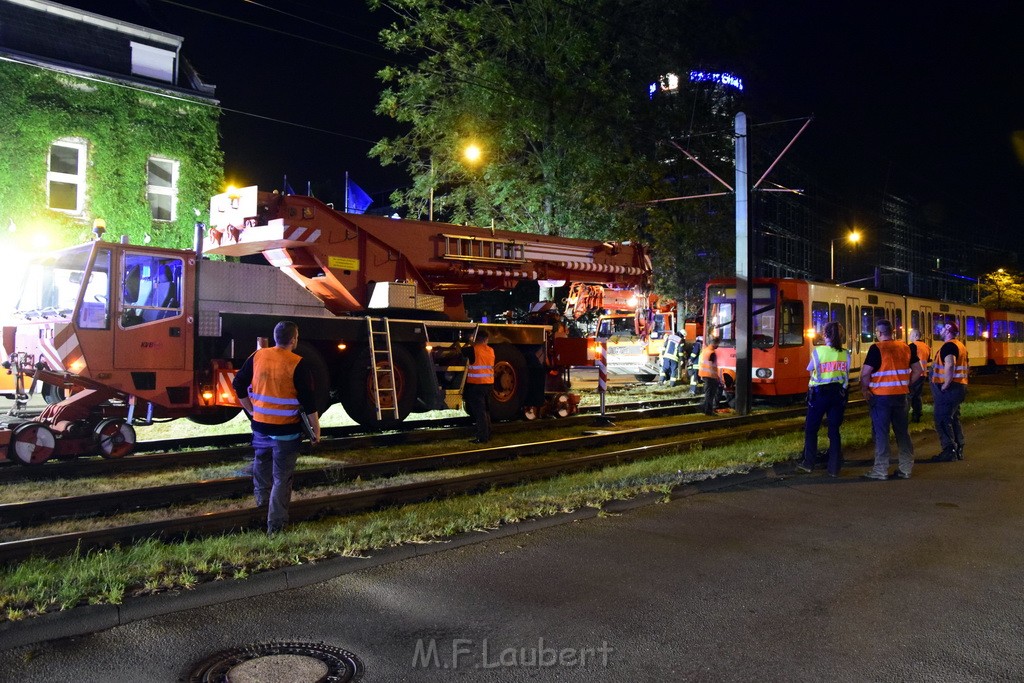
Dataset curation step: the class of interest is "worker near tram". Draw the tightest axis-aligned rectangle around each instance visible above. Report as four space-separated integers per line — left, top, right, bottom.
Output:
860 319 922 480
907 328 931 423
462 327 494 443
798 321 851 477
930 321 968 462
698 336 721 416
660 329 683 386
232 321 321 534
687 335 704 395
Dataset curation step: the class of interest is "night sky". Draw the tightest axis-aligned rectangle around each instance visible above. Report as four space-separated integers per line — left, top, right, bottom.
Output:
49 1 1024 243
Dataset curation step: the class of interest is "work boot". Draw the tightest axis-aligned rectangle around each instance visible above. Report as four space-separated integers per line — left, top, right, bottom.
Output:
930 449 957 463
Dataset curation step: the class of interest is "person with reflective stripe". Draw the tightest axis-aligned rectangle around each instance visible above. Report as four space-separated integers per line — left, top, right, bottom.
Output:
798 321 851 476
462 327 495 443
660 330 683 386
860 319 922 480
698 336 721 416
687 335 703 395
907 329 931 423
232 321 320 534
930 321 969 462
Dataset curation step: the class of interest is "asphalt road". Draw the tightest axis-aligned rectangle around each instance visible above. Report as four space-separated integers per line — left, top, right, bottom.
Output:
1 411 1023 681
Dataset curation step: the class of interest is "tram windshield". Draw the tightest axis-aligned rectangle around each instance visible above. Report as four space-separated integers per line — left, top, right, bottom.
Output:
705 285 778 348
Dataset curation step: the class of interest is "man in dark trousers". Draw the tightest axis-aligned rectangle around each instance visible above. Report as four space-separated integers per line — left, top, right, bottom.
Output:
860 319 922 480
930 321 968 462
698 336 721 415
462 327 495 443
232 321 321 534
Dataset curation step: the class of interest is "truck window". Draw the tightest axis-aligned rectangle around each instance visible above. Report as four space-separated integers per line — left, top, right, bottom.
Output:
120 254 183 328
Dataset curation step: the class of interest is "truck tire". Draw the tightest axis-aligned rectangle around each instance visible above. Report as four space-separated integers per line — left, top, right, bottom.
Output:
339 344 418 427
42 382 66 405
490 343 527 422
294 341 332 415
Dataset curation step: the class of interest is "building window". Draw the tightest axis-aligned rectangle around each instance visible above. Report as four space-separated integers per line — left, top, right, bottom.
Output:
130 42 176 83
147 158 178 222
48 140 87 213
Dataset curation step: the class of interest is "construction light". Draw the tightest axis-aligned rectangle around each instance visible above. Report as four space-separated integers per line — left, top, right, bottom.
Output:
201 386 215 406
336 342 348 351
69 359 86 374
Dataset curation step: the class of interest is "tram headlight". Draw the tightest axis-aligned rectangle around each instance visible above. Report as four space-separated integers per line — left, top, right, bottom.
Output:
755 367 773 379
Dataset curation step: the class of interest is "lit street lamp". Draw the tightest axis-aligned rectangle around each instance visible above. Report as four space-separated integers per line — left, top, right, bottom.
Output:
830 230 861 282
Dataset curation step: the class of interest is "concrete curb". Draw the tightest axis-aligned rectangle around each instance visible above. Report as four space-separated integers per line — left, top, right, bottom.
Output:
0 463 781 651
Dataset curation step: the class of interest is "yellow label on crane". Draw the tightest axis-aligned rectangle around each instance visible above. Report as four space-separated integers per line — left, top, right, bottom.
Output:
328 256 360 271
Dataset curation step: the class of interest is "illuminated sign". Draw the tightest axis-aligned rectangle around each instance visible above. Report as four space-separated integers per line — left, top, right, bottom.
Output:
649 70 744 99
689 71 744 91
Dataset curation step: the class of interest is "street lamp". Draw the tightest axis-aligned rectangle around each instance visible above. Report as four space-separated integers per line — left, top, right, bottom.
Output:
830 230 861 282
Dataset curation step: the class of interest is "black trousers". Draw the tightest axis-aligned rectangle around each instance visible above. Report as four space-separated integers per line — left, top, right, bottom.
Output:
464 383 492 442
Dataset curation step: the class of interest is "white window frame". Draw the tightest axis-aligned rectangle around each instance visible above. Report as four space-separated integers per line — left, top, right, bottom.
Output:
130 42 176 83
147 157 179 222
47 139 87 214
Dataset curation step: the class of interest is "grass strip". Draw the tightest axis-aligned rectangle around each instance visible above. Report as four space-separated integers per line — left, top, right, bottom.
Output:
1 390 1020 623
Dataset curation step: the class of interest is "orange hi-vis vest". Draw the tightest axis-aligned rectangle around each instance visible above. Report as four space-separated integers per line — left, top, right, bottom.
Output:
698 345 718 379
467 342 495 384
911 340 930 375
868 340 912 395
932 339 969 385
249 347 302 425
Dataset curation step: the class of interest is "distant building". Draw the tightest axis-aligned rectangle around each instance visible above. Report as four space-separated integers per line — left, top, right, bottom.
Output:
0 0 222 249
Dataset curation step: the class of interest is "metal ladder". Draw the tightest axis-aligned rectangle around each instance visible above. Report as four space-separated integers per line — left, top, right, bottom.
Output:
442 234 526 263
366 317 399 420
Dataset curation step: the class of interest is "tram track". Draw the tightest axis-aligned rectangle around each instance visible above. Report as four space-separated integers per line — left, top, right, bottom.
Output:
0 403 867 563
0 396 706 483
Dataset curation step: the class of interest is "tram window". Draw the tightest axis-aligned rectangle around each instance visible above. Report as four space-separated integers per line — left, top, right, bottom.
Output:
780 301 803 346
965 316 976 340
978 316 987 340
893 308 903 340
1011 320 1020 342
810 301 829 345
860 307 872 342
830 303 846 330
910 310 920 336
992 320 1006 340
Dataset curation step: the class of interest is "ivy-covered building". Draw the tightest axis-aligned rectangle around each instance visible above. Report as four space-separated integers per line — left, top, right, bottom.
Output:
0 0 222 250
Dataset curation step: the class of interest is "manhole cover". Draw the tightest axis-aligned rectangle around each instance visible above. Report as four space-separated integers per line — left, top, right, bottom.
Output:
188 641 363 682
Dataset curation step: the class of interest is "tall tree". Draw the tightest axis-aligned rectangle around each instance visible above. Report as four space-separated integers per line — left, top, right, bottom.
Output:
980 268 1024 311
369 0 691 239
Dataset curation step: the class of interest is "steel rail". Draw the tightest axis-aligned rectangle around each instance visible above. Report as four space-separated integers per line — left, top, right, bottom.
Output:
0 396 705 483
0 405 856 562
0 401 800 527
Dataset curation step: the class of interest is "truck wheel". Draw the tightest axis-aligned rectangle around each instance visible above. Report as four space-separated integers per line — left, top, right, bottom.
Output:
339 345 418 427
42 383 66 405
94 418 136 459
294 341 332 415
188 408 241 426
490 344 527 422
9 422 57 466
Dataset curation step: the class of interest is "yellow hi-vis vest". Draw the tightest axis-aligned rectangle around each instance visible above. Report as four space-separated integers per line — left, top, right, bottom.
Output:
868 340 912 395
250 347 302 425
932 339 969 385
808 346 851 388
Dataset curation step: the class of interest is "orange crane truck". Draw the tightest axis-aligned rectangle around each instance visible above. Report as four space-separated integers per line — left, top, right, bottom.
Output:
0 186 651 464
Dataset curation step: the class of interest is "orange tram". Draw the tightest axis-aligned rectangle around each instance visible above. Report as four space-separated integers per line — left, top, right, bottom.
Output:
705 278 1024 400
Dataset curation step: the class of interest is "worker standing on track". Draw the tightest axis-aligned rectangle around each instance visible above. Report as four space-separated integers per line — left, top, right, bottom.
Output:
699 336 721 416
462 327 495 444
930 321 968 462
687 335 704 395
660 329 683 386
232 321 321 534
907 328 931 423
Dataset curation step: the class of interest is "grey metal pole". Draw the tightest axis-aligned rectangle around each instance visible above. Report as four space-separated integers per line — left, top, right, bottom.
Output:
734 113 752 416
